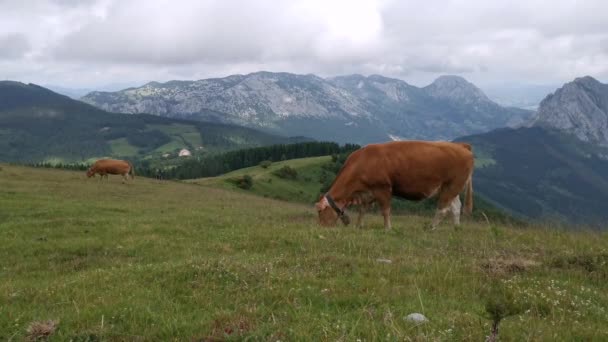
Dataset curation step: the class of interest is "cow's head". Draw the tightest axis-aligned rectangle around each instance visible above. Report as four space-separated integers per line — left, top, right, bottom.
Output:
86 168 95 178
315 196 350 227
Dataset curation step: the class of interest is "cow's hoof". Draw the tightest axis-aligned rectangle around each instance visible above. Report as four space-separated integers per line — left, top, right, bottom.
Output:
423 223 436 231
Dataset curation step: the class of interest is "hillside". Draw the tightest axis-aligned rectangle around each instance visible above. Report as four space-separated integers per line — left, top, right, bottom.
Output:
454 76 608 225
192 156 332 202
0 81 305 163
192 155 521 224
1 164 607 340
460 127 608 225
81 72 534 144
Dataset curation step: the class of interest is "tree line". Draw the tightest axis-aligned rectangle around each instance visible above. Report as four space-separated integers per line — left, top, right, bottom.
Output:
162 141 360 179
27 162 89 171
25 141 361 180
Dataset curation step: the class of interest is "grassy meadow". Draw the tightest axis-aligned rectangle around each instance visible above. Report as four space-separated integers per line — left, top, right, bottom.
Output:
1 164 608 340
192 156 519 225
191 156 331 203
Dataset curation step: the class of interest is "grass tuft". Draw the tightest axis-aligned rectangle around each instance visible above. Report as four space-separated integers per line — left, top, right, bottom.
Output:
25 320 59 341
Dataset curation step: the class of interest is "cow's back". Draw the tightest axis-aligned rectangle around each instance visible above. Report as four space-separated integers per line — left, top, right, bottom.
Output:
343 141 473 199
92 159 130 175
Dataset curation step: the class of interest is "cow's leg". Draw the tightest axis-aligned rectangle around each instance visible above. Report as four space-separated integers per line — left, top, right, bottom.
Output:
122 174 127 183
430 206 450 229
356 204 367 228
430 191 454 230
374 192 392 230
382 206 391 230
450 196 462 226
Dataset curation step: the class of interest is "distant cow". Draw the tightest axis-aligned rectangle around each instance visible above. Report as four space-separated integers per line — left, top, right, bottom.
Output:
315 141 474 230
86 159 134 183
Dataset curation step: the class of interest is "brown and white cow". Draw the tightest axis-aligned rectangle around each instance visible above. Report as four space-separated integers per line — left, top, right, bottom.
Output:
86 159 134 183
315 141 474 230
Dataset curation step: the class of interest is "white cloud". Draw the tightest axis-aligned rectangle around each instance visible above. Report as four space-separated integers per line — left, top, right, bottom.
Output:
0 33 30 59
0 0 607 88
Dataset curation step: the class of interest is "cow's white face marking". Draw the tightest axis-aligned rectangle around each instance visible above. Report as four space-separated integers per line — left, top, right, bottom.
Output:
316 196 342 226
315 197 329 211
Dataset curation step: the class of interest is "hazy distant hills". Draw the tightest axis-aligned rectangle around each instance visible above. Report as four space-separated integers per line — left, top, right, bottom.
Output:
0 81 305 163
459 76 608 225
81 72 534 144
44 82 141 99
483 83 558 110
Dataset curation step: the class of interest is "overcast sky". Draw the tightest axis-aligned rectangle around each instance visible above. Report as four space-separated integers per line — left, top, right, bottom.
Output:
1 0 607 89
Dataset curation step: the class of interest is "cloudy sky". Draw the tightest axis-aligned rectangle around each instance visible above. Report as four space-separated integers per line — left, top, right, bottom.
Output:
1 0 607 89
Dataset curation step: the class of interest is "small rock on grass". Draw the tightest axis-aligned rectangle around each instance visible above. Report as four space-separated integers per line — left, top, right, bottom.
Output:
405 313 428 323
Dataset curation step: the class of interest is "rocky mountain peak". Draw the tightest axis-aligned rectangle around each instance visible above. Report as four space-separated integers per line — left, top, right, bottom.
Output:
424 75 490 103
533 76 608 146
366 74 406 84
573 75 601 86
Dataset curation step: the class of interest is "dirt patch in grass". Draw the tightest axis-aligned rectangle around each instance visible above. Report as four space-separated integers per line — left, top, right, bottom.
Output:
480 256 540 277
197 314 256 341
25 320 59 341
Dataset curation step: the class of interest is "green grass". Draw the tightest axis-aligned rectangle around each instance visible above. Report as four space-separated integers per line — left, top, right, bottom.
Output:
473 147 497 169
153 140 185 154
1 164 608 340
192 156 331 203
109 123 204 157
147 123 203 151
109 138 140 157
181 132 203 148
475 156 496 168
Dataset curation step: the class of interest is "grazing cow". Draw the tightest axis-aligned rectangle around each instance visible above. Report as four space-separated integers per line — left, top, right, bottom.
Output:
315 141 474 230
86 159 134 183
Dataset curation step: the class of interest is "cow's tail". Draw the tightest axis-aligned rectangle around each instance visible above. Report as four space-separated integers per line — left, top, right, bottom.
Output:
128 161 135 179
463 173 473 215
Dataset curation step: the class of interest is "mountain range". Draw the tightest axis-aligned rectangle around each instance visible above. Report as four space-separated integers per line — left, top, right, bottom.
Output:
81 72 534 144
463 76 608 225
0 81 304 163
3 73 608 226
79 72 608 224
